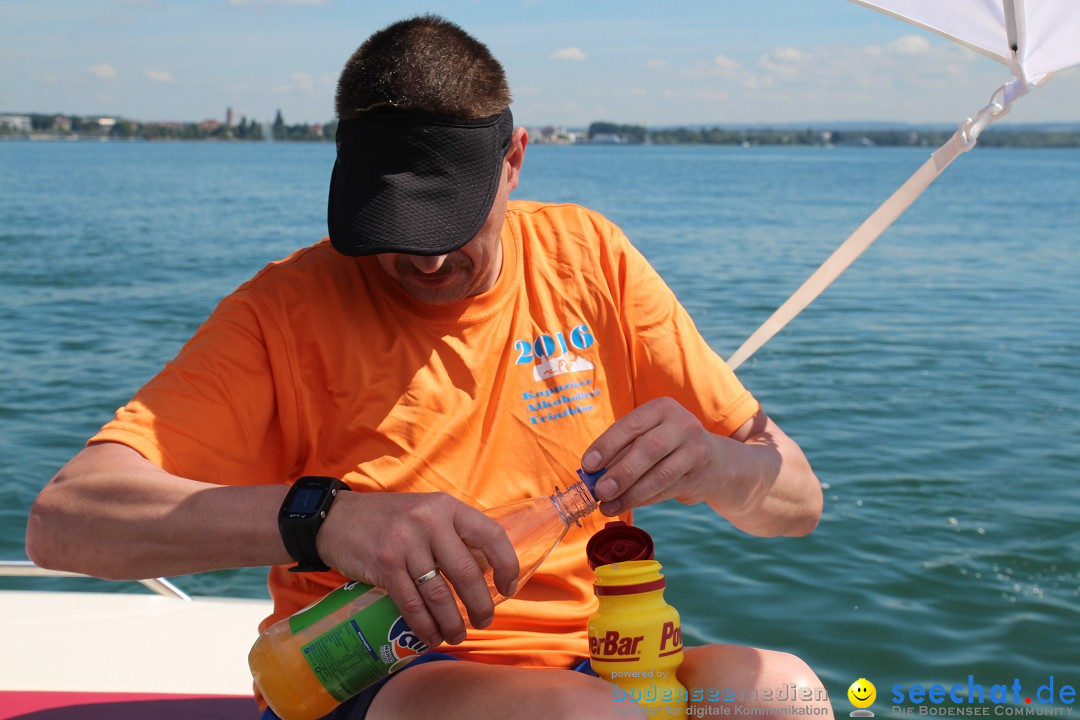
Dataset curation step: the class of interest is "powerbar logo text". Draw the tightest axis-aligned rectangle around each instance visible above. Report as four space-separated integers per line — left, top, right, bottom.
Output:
591 629 643 659
589 621 684 661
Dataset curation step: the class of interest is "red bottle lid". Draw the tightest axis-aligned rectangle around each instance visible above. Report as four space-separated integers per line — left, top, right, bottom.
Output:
586 521 655 569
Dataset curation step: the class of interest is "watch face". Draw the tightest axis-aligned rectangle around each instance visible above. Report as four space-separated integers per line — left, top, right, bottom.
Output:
286 487 324 517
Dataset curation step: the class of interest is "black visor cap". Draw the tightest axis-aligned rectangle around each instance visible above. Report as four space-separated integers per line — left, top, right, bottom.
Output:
328 108 514 257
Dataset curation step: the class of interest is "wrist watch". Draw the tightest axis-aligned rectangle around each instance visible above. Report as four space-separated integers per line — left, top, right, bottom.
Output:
278 476 350 573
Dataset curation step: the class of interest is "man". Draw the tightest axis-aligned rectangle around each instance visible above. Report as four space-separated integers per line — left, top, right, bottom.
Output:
27 15 829 720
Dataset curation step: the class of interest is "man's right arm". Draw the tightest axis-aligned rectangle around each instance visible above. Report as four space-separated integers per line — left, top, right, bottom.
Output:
26 442 292 579
25 441 519 649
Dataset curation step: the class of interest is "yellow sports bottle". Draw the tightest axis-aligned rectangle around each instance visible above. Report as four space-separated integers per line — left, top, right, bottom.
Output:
587 523 688 717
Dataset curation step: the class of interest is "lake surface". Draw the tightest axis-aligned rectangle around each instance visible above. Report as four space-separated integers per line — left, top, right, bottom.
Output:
2 139 1077 714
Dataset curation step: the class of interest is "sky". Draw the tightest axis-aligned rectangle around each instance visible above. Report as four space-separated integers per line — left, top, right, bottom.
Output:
2 0 1078 129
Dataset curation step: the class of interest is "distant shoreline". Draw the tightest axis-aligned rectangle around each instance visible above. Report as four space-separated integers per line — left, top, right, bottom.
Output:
564 122 1080 148
5 133 1080 149
3 112 1079 148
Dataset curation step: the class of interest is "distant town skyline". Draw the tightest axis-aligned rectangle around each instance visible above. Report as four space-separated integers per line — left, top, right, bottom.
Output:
3 0 1079 128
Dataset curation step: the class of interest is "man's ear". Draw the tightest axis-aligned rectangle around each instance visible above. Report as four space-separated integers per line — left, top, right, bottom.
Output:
505 127 529 191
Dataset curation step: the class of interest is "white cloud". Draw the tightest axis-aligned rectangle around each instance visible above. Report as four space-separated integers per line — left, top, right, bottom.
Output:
741 74 775 91
695 89 729 101
682 54 743 79
229 0 328 5
645 59 668 71
674 38 987 121
97 15 133 25
144 69 173 83
711 38 1006 123
648 34 1018 126
774 47 810 63
88 63 117 80
714 54 741 71
551 46 587 62
758 47 807 77
291 72 315 93
269 72 329 96
889 35 933 56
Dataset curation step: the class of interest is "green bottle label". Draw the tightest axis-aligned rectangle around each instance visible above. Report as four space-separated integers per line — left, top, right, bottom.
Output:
293 582 431 702
289 582 374 634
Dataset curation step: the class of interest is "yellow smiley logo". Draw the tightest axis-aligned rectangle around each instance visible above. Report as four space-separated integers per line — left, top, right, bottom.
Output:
848 678 877 708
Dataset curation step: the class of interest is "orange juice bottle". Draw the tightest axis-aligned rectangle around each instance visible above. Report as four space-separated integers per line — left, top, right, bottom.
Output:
249 471 601 720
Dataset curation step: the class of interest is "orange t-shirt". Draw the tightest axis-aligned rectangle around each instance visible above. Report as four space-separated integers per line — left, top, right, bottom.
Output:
90 200 759 670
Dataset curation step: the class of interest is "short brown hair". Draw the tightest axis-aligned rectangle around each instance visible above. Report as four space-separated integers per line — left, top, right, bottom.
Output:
335 15 511 121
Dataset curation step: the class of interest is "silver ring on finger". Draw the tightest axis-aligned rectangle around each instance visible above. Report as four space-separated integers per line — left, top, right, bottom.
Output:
414 566 440 586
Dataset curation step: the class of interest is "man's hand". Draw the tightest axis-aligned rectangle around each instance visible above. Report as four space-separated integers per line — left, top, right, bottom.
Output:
580 397 721 516
315 492 519 650
580 398 822 537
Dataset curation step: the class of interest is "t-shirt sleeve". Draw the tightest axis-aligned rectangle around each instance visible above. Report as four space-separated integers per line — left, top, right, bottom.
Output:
89 290 296 485
612 234 760 437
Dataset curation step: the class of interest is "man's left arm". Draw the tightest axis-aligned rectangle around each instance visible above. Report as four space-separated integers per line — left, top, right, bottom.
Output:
581 398 822 537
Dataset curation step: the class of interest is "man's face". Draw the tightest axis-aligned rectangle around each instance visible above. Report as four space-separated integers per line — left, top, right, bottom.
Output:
375 190 506 305
375 127 526 306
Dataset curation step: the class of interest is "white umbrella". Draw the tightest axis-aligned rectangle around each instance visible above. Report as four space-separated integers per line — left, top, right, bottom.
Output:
850 0 1080 86
727 0 1080 370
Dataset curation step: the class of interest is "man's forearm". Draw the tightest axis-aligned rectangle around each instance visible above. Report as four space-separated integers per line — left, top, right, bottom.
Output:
26 442 291 580
706 419 823 538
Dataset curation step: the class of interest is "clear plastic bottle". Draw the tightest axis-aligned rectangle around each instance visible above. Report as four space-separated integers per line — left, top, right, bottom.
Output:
249 471 600 720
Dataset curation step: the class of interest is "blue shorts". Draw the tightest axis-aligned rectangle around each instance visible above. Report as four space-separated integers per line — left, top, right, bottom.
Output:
260 654 597 720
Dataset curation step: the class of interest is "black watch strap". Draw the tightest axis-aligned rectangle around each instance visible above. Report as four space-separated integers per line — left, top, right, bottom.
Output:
278 476 350 573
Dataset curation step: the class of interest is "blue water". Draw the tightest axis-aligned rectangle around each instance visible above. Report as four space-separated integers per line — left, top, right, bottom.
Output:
2 140 1078 712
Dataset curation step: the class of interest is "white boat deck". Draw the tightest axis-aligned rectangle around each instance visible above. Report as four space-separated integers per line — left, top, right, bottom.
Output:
1 568 273 719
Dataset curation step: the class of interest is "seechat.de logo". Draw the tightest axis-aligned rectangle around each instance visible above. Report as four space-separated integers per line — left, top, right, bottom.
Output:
849 678 878 717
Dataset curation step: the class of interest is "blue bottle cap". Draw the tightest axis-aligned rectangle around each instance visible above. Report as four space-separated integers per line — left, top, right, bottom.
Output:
576 467 606 500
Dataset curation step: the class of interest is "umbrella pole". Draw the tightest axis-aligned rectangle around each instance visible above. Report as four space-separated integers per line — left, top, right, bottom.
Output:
726 79 1027 371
